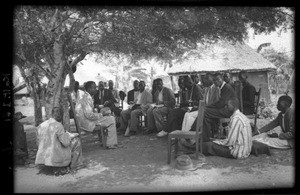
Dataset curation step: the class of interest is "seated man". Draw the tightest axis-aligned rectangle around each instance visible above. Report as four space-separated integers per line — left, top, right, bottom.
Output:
127 80 140 105
94 81 118 115
119 81 152 136
181 73 220 132
35 107 85 171
176 76 187 104
200 97 253 159
238 71 256 115
108 80 122 116
190 72 236 141
159 76 203 137
75 81 118 149
145 78 176 134
252 95 294 149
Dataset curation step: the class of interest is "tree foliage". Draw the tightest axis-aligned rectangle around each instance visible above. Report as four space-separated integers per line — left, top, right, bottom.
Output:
13 6 294 127
260 48 294 95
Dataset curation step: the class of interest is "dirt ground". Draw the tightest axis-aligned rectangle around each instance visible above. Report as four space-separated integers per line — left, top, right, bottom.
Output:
13 95 296 193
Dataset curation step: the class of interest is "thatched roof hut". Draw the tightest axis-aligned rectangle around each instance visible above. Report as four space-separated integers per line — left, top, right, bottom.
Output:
167 41 277 103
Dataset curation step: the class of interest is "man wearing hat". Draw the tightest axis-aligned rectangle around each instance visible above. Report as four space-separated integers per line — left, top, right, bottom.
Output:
252 95 295 149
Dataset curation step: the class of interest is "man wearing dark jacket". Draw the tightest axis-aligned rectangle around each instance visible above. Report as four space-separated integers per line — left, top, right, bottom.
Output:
158 76 203 137
191 73 236 141
252 95 294 149
238 71 257 115
127 80 140 104
146 78 176 134
94 81 117 114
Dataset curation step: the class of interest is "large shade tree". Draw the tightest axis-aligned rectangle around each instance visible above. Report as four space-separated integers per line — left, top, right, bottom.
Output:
13 6 294 129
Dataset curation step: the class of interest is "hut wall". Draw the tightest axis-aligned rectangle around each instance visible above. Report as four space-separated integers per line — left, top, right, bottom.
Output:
232 71 272 103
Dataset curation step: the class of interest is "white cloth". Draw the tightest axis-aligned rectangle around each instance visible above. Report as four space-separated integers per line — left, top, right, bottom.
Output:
253 132 290 149
158 90 163 103
136 92 142 105
181 111 198 132
134 91 140 102
71 89 84 104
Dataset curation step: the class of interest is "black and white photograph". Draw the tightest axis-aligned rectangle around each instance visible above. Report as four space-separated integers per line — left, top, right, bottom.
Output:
12 5 295 193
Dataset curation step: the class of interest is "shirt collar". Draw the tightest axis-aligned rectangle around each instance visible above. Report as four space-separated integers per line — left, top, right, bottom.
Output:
230 109 241 120
219 81 226 90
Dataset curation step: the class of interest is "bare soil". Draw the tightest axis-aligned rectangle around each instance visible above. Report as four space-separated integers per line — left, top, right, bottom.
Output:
14 97 295 193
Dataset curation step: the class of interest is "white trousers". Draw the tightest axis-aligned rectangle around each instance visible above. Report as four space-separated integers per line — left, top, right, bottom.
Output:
181 111 198 132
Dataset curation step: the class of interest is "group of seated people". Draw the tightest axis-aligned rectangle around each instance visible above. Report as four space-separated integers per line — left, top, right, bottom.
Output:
33 71 294 172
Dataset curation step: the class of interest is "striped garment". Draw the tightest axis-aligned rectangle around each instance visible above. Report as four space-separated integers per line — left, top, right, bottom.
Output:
225 109 252 159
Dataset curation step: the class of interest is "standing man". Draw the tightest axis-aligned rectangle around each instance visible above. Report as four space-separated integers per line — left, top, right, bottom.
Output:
252 95 294 149
238 71 257 115
127 80 140 105
94 81 117 114
75 81 118 149
35 107 85 170
190 73 236 141
201 97 253 159
159 76 203 137
119 81 153 136
145 78 176 134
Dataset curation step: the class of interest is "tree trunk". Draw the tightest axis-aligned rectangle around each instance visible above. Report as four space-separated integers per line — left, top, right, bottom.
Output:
31 75 43 126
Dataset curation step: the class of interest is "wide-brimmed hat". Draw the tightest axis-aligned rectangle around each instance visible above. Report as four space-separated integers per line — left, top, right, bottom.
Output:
175 155 194 171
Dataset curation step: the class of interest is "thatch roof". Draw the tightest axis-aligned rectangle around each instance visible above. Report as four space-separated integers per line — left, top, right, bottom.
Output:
167 41 276 76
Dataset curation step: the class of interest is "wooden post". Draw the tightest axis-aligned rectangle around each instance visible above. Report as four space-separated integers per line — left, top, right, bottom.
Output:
67 93 81 140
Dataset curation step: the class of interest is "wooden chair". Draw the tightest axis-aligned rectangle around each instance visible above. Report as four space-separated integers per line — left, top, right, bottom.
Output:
245 88 261 130
167 100 205 164
67 94 108 148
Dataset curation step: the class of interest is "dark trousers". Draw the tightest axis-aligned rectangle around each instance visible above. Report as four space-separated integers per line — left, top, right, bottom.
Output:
202 142 234 158
165 108 187 133
191 107 231 142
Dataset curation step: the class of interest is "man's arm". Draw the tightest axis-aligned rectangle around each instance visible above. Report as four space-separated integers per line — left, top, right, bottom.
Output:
256 115 280 134
83 99 103 121
163 88 176 108
56 124 72 147
279 109 294 140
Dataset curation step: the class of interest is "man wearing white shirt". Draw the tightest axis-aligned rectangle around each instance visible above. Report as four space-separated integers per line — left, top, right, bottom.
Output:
118 81 152 136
